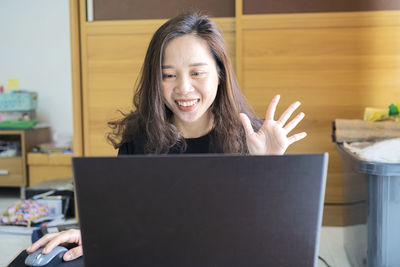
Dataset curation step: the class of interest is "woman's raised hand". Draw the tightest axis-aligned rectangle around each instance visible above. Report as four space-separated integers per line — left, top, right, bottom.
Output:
26 229 83 261
240 95 307 155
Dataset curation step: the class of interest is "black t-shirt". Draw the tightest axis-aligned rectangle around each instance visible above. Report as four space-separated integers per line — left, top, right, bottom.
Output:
118 131 215 155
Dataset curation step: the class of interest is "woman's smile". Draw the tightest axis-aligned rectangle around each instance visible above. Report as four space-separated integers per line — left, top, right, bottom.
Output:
175 99 200 111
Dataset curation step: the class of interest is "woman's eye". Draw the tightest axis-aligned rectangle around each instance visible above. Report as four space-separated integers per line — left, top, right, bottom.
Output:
192 72 204 77
162 74 175 79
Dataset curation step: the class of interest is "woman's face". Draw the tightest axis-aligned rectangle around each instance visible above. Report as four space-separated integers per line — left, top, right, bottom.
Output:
161 34 219 137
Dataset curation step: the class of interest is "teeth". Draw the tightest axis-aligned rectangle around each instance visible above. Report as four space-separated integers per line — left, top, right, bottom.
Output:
177 100 198 107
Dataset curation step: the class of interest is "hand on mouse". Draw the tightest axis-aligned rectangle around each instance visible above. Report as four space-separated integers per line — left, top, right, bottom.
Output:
26 229 82 261
240 95 307 155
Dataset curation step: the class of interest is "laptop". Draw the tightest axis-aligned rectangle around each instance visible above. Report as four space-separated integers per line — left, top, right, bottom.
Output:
73 153 328 267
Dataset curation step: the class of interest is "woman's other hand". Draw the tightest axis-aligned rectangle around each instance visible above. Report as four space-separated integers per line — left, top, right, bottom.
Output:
26 229 83 261
240 95 307 155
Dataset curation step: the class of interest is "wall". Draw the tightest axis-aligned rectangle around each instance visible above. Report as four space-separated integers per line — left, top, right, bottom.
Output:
237 0 400 225
0 0 73 143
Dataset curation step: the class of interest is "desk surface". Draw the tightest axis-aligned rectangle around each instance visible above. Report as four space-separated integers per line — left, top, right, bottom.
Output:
8 250 83 267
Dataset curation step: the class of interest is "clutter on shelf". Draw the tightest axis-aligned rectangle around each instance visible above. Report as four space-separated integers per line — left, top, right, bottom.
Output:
364 103 400 122
0 178 75 234
332 119 400 143
26 177 75 219
342 138 400 163
0 89 38 129
0 139 21 157
0 110 36 122
333 102 400 163
31 132 73 154
32 142 72 154
0 119 37 129
0 199 50 227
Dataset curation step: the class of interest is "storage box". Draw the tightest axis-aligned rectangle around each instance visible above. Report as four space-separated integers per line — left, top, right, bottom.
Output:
336 144 400 267
0 91 38 111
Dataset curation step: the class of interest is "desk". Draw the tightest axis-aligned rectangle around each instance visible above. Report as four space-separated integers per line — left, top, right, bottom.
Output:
8 250 83 267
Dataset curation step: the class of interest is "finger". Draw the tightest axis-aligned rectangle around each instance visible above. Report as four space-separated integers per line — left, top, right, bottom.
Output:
63 246 83 261
265 95 280 121
26 233 58 253
283 112 305 133
288 132 307 145
42 231 79 254
277 101 301 126
239 113 255 136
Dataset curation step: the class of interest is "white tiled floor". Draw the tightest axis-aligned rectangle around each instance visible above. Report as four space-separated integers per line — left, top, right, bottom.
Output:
0 188 351 267
319 227 351 267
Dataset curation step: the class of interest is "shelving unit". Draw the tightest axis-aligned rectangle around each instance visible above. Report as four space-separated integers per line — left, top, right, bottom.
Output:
0 127 50 191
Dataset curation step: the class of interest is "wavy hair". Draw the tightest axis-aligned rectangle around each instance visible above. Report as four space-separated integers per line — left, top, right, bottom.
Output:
108 12 261 153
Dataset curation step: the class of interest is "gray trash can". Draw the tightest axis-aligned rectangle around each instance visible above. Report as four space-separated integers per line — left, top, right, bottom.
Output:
336 144 400 267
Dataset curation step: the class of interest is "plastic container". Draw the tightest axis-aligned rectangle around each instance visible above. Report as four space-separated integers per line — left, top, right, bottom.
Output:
0 91 38 111
336 145 400 267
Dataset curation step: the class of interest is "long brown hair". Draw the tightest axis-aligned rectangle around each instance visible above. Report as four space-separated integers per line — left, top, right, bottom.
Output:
108 12 261 153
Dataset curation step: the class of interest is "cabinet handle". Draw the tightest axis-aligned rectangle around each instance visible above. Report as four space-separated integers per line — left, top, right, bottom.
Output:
0 170 9 175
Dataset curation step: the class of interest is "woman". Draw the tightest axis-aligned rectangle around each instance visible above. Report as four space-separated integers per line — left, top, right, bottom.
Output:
27 12 306 261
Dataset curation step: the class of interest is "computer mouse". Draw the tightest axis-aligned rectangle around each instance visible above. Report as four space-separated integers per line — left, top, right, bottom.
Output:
25 246 68 266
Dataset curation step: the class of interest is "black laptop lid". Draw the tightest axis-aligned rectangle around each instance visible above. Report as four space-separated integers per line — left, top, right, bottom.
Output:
73 153 328 267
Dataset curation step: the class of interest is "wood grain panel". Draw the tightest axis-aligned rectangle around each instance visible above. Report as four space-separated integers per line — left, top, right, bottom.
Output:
323 202 366 226
70 0 83 156
239 11 400 219
241 11 400 29
74 6 400 225
243 0 400 15
82 18 236 155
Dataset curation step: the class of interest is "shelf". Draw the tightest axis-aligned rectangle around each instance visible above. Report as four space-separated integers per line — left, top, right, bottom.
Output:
0 127 50 187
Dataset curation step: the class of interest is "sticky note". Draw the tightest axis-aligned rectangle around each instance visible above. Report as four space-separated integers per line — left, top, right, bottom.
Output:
7 78 20 91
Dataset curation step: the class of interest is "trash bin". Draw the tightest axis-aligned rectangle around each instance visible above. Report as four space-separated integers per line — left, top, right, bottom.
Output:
336 144 400 267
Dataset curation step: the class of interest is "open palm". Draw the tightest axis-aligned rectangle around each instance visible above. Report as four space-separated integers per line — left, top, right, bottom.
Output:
240 95 307 155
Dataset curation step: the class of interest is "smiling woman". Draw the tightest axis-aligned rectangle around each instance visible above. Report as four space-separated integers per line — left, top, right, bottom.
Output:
107 12 263 154
107 12 306 155
26 12 307 262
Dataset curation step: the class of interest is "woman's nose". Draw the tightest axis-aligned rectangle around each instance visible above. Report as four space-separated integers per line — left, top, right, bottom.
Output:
175 75 194 94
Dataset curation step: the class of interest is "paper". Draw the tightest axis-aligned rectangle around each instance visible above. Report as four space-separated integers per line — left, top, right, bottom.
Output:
7 78 19 91
358 138 400 163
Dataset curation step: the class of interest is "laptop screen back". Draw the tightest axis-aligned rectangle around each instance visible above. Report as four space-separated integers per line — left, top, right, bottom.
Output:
73 153 328 267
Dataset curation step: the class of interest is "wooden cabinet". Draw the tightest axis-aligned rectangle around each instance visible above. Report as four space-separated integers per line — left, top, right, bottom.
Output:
0 157 23 185
0 127 50 187
27 153 73 186
70 0 400 225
